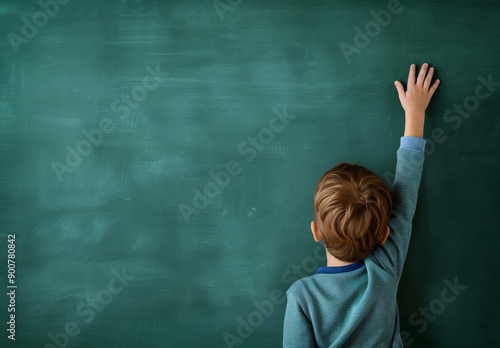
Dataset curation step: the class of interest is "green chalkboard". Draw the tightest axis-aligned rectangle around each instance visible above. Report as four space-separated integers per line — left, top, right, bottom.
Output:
0 0 499 347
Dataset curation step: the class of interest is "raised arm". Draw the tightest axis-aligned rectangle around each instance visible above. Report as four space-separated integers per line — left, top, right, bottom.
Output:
393 63 440 225
395 63 440 138
372 63 440 278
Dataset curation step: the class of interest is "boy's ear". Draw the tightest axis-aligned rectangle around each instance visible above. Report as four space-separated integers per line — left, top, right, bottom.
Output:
379 225 390 245
311 221 322 242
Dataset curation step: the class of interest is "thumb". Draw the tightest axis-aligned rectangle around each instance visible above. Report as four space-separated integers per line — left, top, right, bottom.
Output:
394 81 405 101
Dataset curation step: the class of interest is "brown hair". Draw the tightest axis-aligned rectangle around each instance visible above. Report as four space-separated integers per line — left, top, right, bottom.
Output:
314 163 392 262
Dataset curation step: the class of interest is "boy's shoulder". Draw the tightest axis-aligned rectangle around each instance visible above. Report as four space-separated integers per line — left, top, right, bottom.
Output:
286 273 318 299
285 277 309 308
287 273 321 301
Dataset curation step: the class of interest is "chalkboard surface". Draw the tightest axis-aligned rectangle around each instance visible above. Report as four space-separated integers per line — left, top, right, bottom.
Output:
1 0 499 347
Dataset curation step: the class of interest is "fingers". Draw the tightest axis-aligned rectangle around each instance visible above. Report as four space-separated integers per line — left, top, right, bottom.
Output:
407 64 416 87
428 78 441 96
416 63 429 86
409 63 439 92
423 66 435 89
394 80 405 100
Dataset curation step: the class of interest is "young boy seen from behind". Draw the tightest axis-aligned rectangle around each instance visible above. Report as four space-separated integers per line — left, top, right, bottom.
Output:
283 63 440 347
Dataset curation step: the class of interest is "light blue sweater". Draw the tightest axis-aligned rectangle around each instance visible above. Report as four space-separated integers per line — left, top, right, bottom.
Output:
283 136 426 348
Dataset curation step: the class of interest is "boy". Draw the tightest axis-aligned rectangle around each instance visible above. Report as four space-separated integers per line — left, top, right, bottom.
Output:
283 63 440 347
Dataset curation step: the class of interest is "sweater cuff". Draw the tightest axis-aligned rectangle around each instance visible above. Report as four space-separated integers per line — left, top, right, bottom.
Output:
400 136 426 152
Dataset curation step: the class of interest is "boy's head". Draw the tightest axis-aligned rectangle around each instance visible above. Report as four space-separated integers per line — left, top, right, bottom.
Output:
312 163 392 263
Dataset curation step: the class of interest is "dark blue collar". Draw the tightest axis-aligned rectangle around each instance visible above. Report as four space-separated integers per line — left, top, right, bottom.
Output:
315 261 365 274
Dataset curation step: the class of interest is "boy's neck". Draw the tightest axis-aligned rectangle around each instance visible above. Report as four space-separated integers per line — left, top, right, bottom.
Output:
326 250 356 267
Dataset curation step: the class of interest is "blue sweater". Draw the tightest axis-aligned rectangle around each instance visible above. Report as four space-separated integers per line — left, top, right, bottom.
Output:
283 136 426 348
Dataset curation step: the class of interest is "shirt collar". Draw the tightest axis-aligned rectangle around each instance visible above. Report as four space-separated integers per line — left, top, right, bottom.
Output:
315 261 365 274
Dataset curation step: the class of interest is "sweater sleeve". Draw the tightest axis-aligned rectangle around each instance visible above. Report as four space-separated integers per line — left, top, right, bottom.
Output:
370 136 426 279
283 291 316 348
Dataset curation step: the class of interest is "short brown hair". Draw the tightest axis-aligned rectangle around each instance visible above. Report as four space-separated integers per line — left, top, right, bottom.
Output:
314 163 392 262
